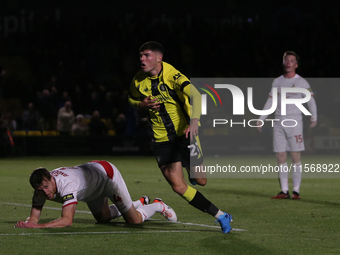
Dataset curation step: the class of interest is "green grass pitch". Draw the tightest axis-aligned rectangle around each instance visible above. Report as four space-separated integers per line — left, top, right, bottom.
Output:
0 155 339 255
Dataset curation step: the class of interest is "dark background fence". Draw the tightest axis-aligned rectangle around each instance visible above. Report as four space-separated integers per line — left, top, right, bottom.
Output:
1 0 339 156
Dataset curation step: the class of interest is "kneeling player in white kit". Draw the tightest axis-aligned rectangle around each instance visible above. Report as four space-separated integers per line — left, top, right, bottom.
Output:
257 51 317 200
15 160 176 228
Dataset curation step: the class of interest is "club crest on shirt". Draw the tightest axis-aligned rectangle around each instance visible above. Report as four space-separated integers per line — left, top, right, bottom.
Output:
62 193 74 202
159 84 166 91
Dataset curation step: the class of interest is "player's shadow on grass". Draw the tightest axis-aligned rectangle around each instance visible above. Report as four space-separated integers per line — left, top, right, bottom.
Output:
102 220 220 233
214 188 272 199
295 198 340 207
8 219 96 224
217 188 340 207
203 235 276 255
8 218 101 228
10 219 221 233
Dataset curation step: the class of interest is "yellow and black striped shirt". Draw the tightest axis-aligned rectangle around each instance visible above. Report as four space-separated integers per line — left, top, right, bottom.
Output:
129 62 200 142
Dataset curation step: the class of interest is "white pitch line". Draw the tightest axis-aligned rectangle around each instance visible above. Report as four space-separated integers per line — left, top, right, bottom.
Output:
1 201 246 232
1 202 91 214
148 219 246 231
0 230 196 236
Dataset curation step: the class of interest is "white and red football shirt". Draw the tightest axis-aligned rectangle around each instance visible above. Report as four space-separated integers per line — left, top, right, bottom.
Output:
270 74 314 119
32 161 116 208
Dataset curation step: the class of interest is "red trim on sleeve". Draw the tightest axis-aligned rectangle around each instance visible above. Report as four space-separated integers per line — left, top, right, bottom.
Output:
62 201 78 207
91 160 114 179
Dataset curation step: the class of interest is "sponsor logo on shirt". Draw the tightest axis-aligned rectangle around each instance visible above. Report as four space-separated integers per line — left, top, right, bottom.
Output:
160 84 166 91
62 193 74 202
173 73 182 81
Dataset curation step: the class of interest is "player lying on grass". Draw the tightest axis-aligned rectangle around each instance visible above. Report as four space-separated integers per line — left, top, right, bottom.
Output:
15 160 176 228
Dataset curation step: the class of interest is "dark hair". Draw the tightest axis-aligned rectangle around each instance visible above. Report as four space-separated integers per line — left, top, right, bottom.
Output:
283 51 299 65
29 167 51 189
139 41 164 55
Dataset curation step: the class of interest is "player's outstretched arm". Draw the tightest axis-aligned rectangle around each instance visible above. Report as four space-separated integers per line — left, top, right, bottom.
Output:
182 84 201 140
15 204 77 228
15 205 42 228
28 205 43 223
184 118 199 141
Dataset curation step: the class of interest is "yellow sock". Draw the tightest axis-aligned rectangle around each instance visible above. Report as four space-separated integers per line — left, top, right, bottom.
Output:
182 186 197 202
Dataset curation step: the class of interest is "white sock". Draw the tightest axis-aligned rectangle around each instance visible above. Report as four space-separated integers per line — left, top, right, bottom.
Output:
133 199 143 209
110 198 144 220
109 204 121 219
136 203 163 222
279 162 289 193
292 162 302 193
214 210 225 219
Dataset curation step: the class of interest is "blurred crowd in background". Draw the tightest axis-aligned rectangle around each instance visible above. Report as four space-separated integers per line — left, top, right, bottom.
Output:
0 1 339 144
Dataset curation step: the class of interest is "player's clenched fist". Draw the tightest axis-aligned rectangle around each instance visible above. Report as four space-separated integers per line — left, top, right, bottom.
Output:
15 220 39 228
140 95 160 112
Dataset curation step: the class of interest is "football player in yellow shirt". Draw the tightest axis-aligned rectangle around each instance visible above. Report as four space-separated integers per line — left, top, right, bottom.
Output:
129 41 232 233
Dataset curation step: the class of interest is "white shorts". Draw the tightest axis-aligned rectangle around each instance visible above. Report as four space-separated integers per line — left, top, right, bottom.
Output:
86 161 133 215
273 118 304 152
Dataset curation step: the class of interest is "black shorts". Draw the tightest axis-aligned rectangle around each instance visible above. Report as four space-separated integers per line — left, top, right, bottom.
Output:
152 135 204 168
